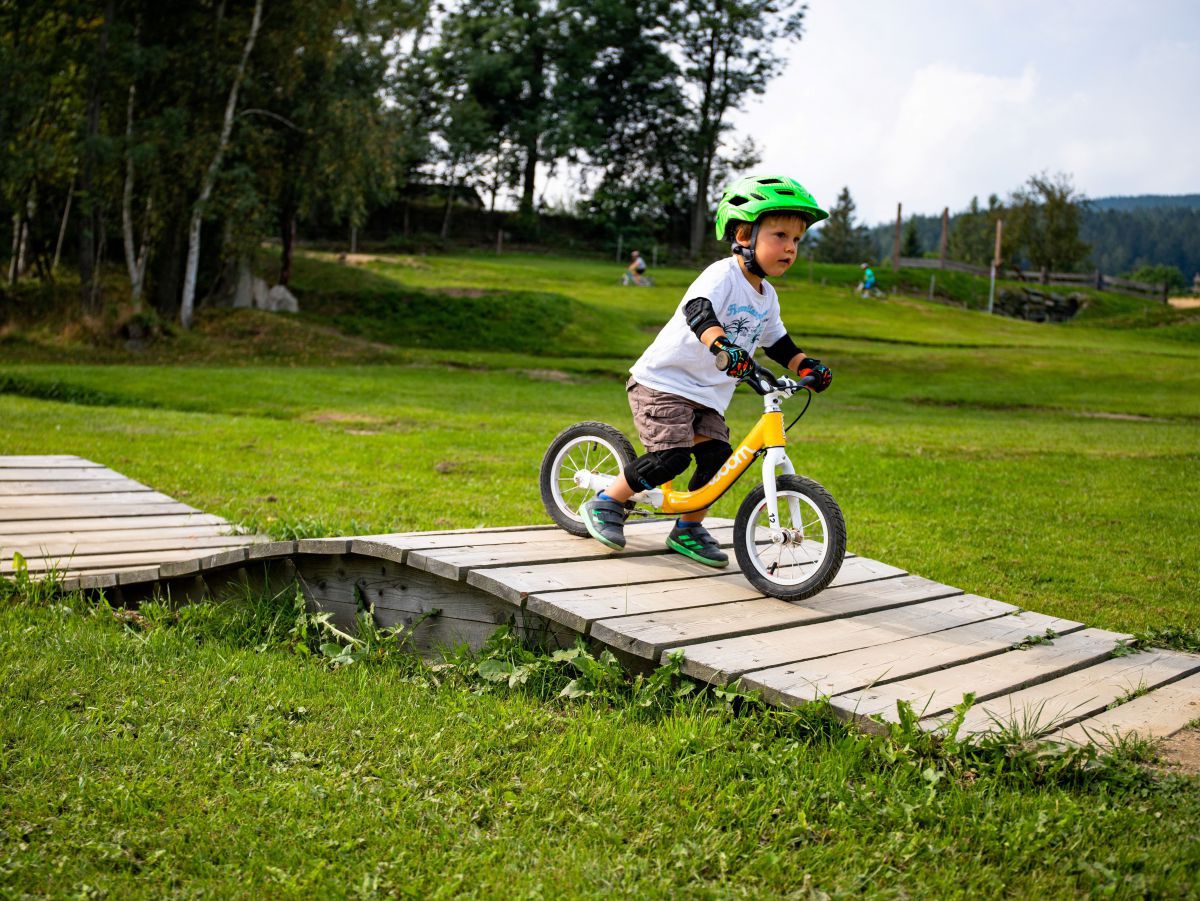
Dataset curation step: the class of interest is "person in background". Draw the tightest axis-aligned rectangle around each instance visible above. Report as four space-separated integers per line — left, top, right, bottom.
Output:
858 262 878 298
623 250 650 286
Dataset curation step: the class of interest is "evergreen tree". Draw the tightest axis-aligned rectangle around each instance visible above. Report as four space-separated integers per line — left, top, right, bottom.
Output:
901 217 922 258
813 187 872 264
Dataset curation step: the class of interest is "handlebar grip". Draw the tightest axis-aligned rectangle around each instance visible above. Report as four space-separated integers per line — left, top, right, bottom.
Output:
713 349 732 372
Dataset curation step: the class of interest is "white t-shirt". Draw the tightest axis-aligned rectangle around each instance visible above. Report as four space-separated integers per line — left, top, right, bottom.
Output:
629 256 786 414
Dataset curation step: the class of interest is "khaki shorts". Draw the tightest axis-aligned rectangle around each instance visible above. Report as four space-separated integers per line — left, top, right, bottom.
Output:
626 378 730 452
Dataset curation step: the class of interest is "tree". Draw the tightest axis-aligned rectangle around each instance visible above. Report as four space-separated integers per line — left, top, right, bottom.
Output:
1009 172 1090 273
812 187 872 263
671 0 806 257
901 216 922 258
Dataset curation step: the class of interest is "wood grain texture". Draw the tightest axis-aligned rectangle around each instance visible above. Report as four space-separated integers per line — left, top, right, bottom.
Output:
0 514 229 537
0 480 153 496
742 611 1088 709
0 467 125 481
0 502 200 521
0 456 101 468
586 572 961 660
926 650 1200 738
408 523 733 581
835 626 1122 726
1049 670 1200 745
674 594 1018 683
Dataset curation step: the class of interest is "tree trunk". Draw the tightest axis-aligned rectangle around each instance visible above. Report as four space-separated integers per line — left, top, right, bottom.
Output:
518 37 546 217
53 179 74 272
180 0 263 330
688 29 720 259
77 0 114 309
278 191 296 287
122 81 147 309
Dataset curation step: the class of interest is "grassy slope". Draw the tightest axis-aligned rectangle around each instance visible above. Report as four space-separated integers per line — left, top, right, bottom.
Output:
2 251 1199 896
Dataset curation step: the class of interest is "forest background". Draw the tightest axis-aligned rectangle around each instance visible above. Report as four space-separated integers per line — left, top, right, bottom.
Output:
2 0 1197 331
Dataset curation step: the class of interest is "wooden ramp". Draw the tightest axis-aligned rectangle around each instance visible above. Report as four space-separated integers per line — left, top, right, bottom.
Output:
5 456 1199 746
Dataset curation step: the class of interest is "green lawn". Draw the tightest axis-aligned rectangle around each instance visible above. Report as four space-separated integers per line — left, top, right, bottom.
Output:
2 250 1199 895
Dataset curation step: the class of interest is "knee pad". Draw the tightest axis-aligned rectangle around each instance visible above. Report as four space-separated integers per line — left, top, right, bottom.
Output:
625 447 693 491
688 440 733 490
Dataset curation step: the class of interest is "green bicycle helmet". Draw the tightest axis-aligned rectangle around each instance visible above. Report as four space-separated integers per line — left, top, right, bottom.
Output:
715 174 827 277
714 174 828 241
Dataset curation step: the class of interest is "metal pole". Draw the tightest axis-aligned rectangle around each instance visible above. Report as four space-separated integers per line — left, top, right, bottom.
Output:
988 263 996 314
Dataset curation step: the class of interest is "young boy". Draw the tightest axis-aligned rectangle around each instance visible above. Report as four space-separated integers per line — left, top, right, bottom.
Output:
582 174 833 566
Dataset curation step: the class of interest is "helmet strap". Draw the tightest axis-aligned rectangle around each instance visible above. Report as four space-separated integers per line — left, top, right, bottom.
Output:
730 220 767 278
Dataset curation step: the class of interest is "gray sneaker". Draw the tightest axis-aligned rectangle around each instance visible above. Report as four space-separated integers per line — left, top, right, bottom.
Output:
580 497 628 550
666 521 728 568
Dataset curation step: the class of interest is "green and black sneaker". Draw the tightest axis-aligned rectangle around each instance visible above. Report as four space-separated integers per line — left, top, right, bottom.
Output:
666 521 728 568
580 496 628 551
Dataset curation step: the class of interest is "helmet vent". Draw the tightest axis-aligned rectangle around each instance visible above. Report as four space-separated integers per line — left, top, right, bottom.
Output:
728 195 749 206
757 177 782 184
775 189 795 195
750 192 766 201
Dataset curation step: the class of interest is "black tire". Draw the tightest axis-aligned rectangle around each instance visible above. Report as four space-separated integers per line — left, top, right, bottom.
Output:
734 474 846 600
540 421 636 536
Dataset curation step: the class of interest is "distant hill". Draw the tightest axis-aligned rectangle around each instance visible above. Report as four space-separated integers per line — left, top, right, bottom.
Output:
868 194 1200 278
1088 194 1200 212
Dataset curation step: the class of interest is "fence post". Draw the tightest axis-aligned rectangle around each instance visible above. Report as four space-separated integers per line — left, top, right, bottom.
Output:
1094 270 1102 290
938 207 948 269
928 274 935 302
1163 282 1170 304
987 219 1002 315
892 202 902 272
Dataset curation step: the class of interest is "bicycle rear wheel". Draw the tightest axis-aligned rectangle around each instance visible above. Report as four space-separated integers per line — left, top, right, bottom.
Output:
540 422 636 536
734 474 846 600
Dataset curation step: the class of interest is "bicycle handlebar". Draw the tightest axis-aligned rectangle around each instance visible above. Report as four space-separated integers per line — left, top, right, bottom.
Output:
713 352 811 396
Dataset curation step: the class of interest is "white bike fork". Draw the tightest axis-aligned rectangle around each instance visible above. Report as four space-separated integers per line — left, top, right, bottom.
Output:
760 446 801 534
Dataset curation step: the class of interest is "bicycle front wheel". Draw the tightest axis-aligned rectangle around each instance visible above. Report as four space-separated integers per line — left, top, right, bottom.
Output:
540 421 636 537
734 475 846 600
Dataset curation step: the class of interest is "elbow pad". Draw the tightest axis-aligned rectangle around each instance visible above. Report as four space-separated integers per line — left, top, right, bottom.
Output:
764 333 802 370
683 297 721 339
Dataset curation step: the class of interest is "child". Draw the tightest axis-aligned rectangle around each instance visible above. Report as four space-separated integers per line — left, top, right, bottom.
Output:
582 174 833 566
622 250 649 286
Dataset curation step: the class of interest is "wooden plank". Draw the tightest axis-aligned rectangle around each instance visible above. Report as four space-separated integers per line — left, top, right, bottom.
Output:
0 513 229 535
742 611 1089 708
0 479 152 496
674 594 1018 682
524 556 908 634
0 502 200 521
465 552 746 606
356 517 733 554
0 467 126 481
0 455 102 467
3 533 255 561
0 490 180 508
1 544 254 575
586 568 944 659
835 626 1122 725
0 524 236 549
1049 670 1200 746
927 650 1200 738
408 523 734 581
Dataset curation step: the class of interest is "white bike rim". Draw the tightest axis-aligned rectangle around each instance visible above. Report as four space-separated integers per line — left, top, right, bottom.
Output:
550 436 626 524
743 490 830 586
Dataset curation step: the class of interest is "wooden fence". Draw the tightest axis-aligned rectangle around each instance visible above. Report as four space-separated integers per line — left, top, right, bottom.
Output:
897 257 1169 302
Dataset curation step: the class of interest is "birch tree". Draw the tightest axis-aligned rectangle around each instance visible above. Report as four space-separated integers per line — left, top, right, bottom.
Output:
671 0 806 258
179 0 263 330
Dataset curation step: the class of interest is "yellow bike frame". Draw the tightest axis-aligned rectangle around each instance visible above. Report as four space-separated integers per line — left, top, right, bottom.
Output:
658 409 787 515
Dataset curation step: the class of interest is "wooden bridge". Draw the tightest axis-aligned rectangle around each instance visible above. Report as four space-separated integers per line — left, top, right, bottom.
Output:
3 455 1198 747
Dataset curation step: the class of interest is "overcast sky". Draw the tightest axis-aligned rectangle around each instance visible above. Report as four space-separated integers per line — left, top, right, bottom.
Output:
739 0 1200 224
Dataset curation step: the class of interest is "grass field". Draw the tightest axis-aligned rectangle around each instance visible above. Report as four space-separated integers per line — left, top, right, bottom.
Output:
2 251 1199 895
